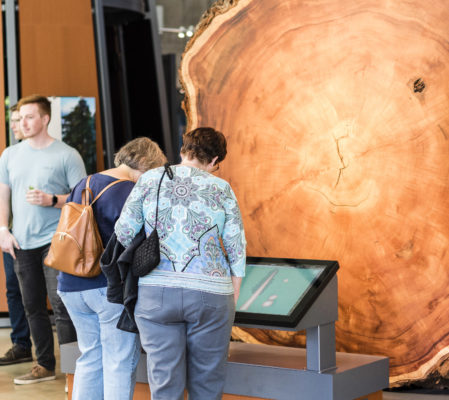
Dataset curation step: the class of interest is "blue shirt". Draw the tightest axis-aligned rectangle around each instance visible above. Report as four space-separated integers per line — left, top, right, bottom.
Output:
115 165 246 295
57 174 134 292
0 140 86 249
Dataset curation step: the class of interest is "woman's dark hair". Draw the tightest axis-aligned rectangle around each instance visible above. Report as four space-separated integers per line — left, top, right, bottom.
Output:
180 127 227 165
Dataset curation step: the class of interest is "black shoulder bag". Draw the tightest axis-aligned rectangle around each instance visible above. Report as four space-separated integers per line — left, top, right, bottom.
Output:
131 164 173 277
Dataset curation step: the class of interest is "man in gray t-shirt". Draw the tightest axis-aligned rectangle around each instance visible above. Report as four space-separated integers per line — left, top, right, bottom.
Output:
0 95 86 384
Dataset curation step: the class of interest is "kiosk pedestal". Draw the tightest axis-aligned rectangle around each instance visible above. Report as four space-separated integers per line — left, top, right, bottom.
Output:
224 274 389 399
61 259 389 400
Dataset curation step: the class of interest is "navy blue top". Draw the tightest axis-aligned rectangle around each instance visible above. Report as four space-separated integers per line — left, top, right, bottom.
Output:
57 173 134 292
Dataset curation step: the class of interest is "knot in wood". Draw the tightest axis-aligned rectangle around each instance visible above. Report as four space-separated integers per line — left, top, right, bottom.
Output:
413 78 425 93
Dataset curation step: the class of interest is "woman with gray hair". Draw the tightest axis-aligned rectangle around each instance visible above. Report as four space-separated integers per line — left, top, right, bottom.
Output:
57 137 166 400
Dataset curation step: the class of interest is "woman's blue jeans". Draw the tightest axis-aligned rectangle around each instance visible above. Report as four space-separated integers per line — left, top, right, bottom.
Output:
58 287 141 400
135 286 235 400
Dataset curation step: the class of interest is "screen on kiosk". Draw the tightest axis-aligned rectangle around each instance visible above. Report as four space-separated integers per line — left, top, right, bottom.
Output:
236 262 326 316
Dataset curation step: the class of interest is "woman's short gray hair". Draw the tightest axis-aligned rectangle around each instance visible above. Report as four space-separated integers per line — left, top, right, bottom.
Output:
114 137 167 171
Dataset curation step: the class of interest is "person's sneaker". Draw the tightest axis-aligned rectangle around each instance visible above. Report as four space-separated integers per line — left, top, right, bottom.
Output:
13 364 56 385
0 344 32 365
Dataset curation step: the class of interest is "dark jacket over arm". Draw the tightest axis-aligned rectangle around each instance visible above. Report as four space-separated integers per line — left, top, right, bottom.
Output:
100 228 146 333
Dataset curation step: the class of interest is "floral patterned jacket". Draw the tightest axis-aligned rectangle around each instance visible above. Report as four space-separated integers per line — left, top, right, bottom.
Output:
115 165 246 295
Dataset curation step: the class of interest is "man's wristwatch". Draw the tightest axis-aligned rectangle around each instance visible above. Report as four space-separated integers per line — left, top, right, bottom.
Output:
51 194 58 207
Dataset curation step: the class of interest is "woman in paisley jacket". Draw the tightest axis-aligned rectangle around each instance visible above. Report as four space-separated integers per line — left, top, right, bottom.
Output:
115 127 246 400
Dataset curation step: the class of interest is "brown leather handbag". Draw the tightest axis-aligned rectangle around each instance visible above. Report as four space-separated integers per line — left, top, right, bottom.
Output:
44 176 127 277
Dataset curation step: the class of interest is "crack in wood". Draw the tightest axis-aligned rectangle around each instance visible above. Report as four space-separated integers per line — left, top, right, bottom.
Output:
438 124 448 140
395 239 414 259
334 134 349 188
307 186 369 207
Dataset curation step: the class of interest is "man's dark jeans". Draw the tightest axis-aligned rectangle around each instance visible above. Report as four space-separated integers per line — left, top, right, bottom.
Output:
14 244 77 371
2 252 32 350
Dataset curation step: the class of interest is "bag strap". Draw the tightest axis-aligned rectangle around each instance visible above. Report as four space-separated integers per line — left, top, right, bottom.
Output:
82 175 130 206
81 176 94 205
154 164 173 226
91 179 130 206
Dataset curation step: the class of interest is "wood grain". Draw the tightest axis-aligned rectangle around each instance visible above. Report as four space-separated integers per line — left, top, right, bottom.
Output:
18 0 104 171
181 0 449 384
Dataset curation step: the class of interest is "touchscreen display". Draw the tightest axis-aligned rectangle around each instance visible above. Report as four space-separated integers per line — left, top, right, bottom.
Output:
237 264 324 316
234 257 339 328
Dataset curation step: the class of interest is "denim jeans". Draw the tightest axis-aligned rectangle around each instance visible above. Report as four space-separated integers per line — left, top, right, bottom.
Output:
58 287 141 400
15 244 77 370
135 286 235 400
2 252 31 350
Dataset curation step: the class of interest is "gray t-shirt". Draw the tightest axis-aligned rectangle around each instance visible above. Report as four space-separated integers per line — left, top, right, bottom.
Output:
0 140 86 249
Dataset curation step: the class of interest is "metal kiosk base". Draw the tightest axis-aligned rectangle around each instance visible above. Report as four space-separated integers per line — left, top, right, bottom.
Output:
60 275 389 399
223 341 388 399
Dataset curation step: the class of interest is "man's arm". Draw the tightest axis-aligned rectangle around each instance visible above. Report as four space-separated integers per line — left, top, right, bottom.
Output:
0 183 20 258
25 189 69 209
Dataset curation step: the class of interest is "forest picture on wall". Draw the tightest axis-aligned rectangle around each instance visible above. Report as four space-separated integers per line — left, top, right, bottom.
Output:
48 97 97 174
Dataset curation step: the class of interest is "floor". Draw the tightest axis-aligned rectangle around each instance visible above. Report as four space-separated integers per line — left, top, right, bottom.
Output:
0 327 67 400
0 326 449 399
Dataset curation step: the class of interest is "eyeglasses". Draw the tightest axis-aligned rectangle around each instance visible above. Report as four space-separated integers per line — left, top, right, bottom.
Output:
211 163 220 173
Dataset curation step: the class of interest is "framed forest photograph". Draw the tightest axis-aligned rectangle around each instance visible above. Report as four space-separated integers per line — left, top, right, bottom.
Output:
48 96 97 174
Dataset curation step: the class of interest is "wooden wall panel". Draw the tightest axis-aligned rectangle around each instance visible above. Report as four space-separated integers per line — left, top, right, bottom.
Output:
0 5 8 312
18 0 104 171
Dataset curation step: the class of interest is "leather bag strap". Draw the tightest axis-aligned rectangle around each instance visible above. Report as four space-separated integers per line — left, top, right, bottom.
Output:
81 176 94 205
91 178 130 206
81 175 131 206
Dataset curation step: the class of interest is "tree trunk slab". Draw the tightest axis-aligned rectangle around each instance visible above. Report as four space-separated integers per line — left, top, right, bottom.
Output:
181 0 449 386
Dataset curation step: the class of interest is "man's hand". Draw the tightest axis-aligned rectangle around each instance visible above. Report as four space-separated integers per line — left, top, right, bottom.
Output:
0 229 20 259
26 189 51 207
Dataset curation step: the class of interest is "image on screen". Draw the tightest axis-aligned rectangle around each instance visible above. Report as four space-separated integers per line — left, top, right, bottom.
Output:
236 263 325 316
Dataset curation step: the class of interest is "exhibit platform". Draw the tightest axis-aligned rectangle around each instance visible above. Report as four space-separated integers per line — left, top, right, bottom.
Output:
61 340 388 400
61 258 388 399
